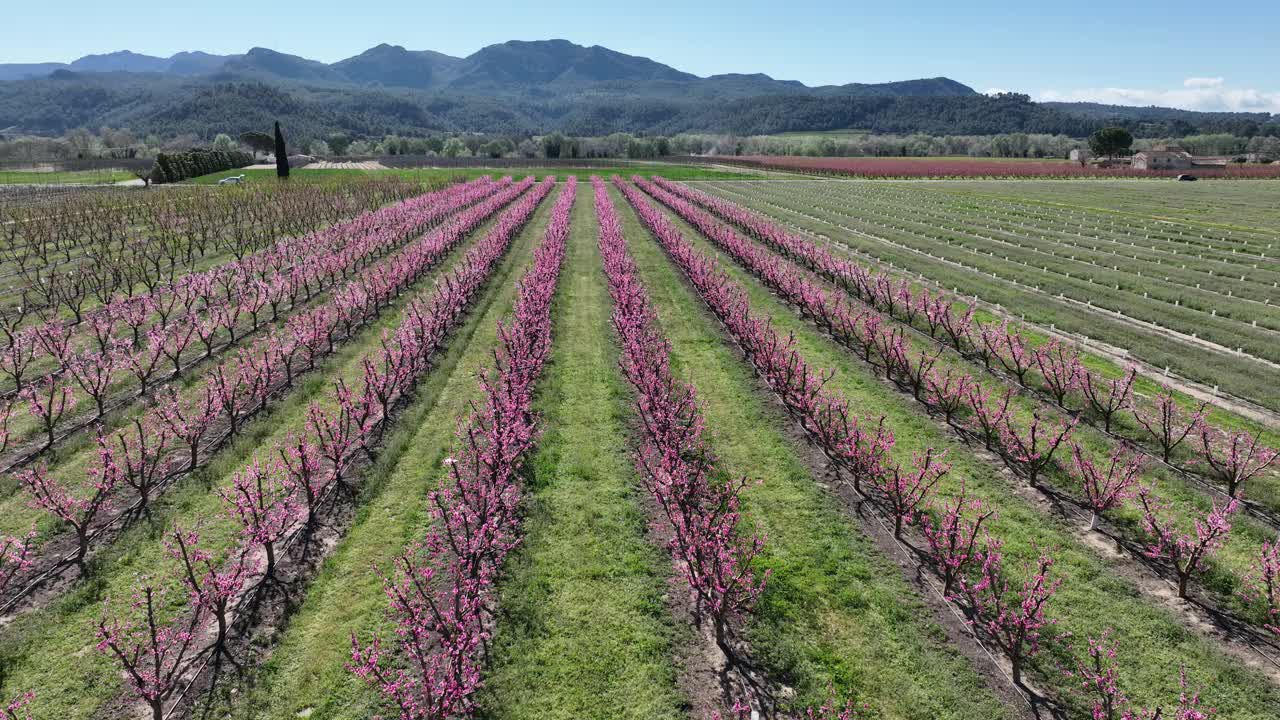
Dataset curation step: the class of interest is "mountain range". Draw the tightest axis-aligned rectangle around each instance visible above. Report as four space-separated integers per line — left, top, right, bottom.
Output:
0 40 1273 141
0 41 974 98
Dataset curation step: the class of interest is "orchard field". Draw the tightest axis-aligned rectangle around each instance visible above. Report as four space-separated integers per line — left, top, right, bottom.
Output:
0 169 1277 720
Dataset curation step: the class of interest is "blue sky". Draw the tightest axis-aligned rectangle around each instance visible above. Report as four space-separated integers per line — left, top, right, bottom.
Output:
3 0 1278 112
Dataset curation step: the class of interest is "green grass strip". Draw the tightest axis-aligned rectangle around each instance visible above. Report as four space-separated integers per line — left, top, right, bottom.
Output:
477 186 686 720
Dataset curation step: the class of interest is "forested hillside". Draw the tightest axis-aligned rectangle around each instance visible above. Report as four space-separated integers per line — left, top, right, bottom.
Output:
0 39 1274 139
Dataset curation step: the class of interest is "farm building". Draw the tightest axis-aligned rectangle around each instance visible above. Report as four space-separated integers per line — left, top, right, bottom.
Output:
1131 144 1229 171
1068 148 1092 163
1131 144 1192 170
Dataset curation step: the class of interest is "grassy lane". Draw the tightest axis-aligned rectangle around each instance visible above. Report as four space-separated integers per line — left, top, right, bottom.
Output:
611 186 1019 720
219 184 560 719
477 186 686 720
630 189 1280 718
0 192 532 720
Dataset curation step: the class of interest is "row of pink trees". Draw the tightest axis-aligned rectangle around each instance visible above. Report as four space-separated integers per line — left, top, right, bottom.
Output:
1 177 499 360
10 178 540 608
651 178 1276 500
0 178 509 459
615 176 1071 689
623 177 1235 713
91 177 561 720
349 178 574 720
595 176 768 654
634 177 1262 607
1 178 421 336
635 177 1076 496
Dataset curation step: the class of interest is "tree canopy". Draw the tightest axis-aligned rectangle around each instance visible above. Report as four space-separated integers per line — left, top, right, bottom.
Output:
274 121 290 177
1088 126 1134 158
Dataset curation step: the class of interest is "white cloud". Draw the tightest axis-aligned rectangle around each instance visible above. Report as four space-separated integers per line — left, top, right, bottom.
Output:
1183 77 1224 89
1035 77 1280 113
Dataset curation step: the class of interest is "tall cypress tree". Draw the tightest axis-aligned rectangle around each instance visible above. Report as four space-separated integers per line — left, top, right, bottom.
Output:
274 121 290 178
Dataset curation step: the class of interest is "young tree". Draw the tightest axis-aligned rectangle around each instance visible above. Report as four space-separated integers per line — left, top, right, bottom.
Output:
966 385 1014 451
1070 629 1126 720
19 458 119 569
109 420 174 519
1195 427 1277 498
0 526 36 597
95 583 204 720
981 321 1036 386
154 387 216 472
1034 340 1084 408
274 121 290 179
997 412 1077 487
1081 367 1136 433
924 369 975 427
1241 539 1279 636
220 459 296 578
922 486 996 597
1122 668 1217 720
165 527 252 661
66 350 119 421
1070 444 1145 531
1136 487 1237 599
21 377 75 451
278 434 328 529
963 548 1061 686
1134 388 1205 463
882 449 951 538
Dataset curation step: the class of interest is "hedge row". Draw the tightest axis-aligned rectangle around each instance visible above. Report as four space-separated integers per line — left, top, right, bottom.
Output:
150 148 253 184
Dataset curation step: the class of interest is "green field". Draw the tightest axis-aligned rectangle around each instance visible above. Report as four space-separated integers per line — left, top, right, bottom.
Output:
933 178 1280 228
0 168 137 184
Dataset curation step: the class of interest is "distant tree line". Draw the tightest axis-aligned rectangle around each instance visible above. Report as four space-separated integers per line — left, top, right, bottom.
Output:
5 126 1278 169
